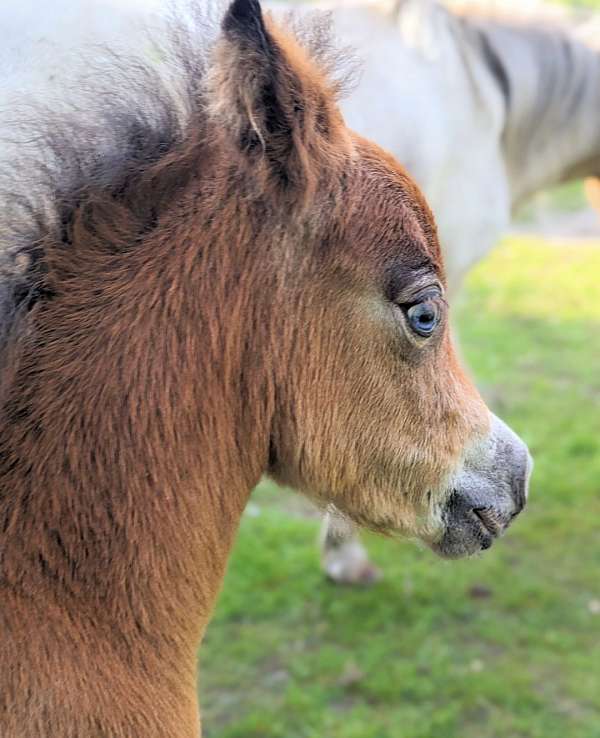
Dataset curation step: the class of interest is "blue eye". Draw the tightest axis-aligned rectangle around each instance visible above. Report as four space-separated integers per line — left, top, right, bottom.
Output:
406 300 440 337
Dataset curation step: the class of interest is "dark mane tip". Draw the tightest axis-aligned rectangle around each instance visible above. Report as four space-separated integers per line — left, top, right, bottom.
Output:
223 0 263 31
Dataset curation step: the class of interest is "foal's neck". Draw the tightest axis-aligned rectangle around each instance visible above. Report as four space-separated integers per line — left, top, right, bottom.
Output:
0 212 269 642
498 24 600 207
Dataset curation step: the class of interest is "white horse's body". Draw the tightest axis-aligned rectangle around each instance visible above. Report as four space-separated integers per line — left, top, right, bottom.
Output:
279 0 600 289
314 1 510 290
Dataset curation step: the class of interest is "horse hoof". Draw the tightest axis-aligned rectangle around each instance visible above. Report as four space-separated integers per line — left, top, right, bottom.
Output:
323 559 382 586
353 562 383 586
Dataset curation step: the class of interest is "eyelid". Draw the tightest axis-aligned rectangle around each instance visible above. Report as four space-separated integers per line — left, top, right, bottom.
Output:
397 284 444 307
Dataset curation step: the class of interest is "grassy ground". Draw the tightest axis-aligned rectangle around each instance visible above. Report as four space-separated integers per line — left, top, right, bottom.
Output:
517 181 587 222
554 0 600 8
199 236 600 738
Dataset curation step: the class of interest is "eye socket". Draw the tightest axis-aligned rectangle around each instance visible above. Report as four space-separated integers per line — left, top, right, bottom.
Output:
405 299 441 337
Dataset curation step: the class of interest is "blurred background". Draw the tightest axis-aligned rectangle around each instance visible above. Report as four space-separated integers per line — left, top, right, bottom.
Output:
197 1 600 736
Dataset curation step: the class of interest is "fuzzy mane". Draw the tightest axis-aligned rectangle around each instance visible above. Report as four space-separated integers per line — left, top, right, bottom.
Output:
0 2 355 368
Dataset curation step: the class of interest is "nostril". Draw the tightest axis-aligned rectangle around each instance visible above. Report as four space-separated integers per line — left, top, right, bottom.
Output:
512 483 526 516
512 449 533 514
513 483 526 514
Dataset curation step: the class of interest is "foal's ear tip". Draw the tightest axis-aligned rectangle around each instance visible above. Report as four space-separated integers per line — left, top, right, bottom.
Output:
223 0 265 37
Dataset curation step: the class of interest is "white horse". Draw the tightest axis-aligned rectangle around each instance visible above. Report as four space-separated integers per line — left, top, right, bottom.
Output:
1 0 599 582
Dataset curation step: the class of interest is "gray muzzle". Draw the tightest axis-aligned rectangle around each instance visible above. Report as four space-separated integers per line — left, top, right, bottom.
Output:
432 413 532 559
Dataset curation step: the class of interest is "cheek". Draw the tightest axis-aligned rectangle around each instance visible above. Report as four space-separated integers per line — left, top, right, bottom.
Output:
273 295 489 510
440 337 491 439
288 345 458 498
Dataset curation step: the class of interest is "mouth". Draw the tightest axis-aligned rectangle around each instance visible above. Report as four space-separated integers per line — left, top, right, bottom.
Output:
430 498 512 559
428 413 531 560
468 507 507 552
472 507 505 539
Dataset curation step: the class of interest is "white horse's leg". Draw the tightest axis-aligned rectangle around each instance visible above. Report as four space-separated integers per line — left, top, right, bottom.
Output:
320 512 381 585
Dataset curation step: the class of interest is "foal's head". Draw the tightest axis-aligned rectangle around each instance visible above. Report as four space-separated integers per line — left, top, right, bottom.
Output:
0 0 530 562
209 0 531 557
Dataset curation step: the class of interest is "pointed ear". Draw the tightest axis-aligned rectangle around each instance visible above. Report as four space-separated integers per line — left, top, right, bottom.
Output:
208 0 348 197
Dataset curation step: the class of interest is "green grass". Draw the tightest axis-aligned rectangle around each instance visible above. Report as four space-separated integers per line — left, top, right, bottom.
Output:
199 236 600 738
552 0 600 8
517 181 588 222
